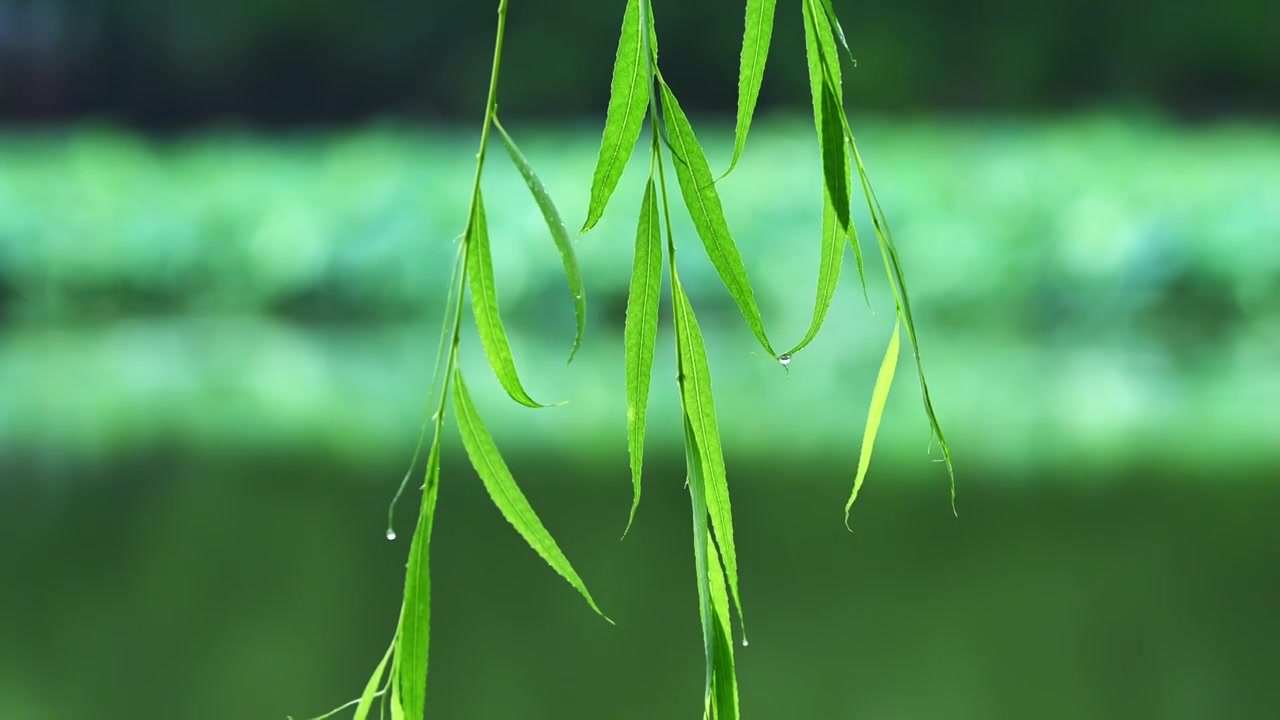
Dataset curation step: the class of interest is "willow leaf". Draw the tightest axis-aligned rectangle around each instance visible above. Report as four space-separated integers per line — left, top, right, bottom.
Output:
582 0 649 233
492 117 587 364
467 191 553 408
845 321 900 528
660 78 775 357
723 0 778 178
818 0 857 65
706 534 740 720
852 144 955 510
784 0 852 357
352 640 394 720
452 369 612 621
672 271 746 640
395 430 442 720
388 679 405 720
682 416 715 702
806 0 868 302
623 177 663 538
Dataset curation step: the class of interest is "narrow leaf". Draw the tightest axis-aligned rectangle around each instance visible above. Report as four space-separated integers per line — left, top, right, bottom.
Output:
467 190 554 408
623 177 663 538
706 535 740 720
353 641 394 720
493 117 587 364
582 0 649 233
452 369 612 622
851 143 955 510
682 416 715 701
684 416 740 720
818 0 858 66
845 321 900 528
784 0 852 357
672 271 746 640
660 77 775 357
388 678 405 720
723 0 778 178
395 430 443 720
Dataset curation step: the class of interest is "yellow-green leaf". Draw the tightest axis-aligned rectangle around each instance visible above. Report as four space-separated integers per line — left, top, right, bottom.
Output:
846 321 900 528
353 641 393 720
452 369 612 622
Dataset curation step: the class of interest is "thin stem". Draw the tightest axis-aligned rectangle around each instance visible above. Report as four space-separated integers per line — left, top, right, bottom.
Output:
467 0 510 208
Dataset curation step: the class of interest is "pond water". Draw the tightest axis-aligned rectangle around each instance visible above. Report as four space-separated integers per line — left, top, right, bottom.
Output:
3 453 1276 720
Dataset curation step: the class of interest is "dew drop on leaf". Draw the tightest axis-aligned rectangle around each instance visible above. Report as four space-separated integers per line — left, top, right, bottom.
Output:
777 354 791 366
386 529 397 541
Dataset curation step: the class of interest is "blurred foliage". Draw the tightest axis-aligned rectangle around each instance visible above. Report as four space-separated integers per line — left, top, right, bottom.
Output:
2 115 1278 338
2 0 1277 125
1 116 1278 471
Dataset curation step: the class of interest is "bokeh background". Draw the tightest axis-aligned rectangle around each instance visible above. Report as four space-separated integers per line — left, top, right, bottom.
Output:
2 1 1278 719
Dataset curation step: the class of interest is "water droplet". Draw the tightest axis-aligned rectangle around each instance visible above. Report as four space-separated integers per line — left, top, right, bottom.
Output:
777 354 791 367
742 638 750 647
385 529 397 541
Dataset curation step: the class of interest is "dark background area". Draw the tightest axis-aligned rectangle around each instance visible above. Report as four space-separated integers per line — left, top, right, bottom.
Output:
3 0 1277 128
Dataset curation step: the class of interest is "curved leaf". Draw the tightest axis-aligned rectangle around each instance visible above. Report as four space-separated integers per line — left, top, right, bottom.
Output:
582 0 649 233
660 77 775 357
672 270 746 640
784 0 853 357
845 321 899 528
623 176 663 538
352 641 392 720
851 142 955 511
723 0 778 178
493 117 587 364
466 190 553 408
452 369 612 622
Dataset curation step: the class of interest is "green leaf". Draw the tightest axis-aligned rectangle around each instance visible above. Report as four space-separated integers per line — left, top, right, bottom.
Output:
685 415 740 720
723 0 778 178
706 534 740 720
659 77 775 357
466 190 554 409
492 116 587 364
672 270 746 641
818 0 858 66
682 416 715 701
784 0 853 358
582 0 649 233
851 143 955 511
388 678 405 720
353 641 394 720
845 321 899 528
452 369 612 622
622 176 663 538
394 430 443 720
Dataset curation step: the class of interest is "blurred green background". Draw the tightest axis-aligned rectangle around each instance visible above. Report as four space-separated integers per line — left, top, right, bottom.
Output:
1 1 1278 719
